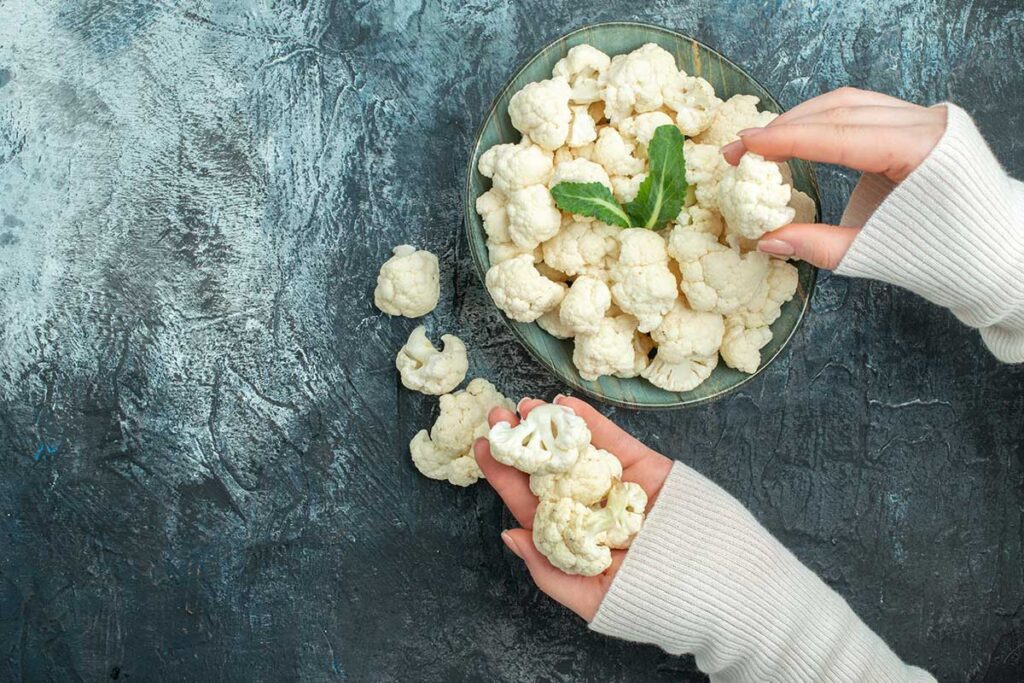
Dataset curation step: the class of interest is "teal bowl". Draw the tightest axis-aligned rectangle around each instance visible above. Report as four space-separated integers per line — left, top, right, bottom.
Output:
464 21 818 409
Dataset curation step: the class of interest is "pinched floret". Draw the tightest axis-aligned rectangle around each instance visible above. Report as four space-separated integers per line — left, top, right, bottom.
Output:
641 352 718 392
567 105 599 147
610 173 648 203
396 326 468 395
536 307 576 339
599 43 678 123
559 276 612 335
572 314 638 381
374 245 440 318
789 188 817 224
507 185 563 249
617 111 675 156
552 44 612 104
662 72 721 136
508 77 573 151
610 229 678 333
548 158 613 193
488 403 591 474
675 204 724 237
668 227 770 315
593 127 646 177
719 321 773 374
529 444 622 505
694 94 777 146
718 152 795 240
409 378 513 486
476 188 510 242
485 254 565 322
541 220 620 279
685 140 728 210
651 300 725 363
478 142 553 194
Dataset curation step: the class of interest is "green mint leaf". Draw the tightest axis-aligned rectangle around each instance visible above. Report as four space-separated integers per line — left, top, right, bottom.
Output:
624 125 687 230
550 182 631 228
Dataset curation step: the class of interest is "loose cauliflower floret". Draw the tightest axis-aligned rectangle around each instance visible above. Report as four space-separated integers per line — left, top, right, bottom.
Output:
487 238 535 266
559 276 612 335
486 254 565 322
529 444 622 505
573 314 638 381
374 245 440 318
489 403 591 474
617 111 675 157
536 307 576 339
479 142 553 194
719 321 773 374
409 378 514 486
651 300 725 363
610 229 678 333
553 44 612 104
396 326 468 395
610 173 648 203
594 481 648 548
675 203 724 237
507 185 563 249
694 94 777 146
662 72 721 136
718 152 795 240
599 43 678 123
508 77 573 151
548 158 613 193
541 220 620 279
668 228 770 315
685 140 728 210
789 188 817 224
567 105 599 148
476 188 510 242
641 352 718 392
593 127 646 177
720 260 798 374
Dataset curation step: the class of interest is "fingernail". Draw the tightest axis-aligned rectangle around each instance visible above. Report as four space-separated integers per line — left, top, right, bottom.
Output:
553 393 567 403
757 239 795 256
737 127 765 138
501 531 522 559
720 140 743 154
516 397 533 414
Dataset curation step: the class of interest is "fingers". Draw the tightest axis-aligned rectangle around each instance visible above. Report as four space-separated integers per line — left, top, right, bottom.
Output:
552 396 661 467
757 223 862 270
769 86 923 127
488 406 518 428
474 438 538 528
782 104 939 129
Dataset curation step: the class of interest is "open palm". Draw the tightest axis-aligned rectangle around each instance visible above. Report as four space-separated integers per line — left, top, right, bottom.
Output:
473 395 673 621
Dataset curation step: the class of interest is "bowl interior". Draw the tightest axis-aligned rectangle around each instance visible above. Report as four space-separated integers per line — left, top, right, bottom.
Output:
465 22 818 409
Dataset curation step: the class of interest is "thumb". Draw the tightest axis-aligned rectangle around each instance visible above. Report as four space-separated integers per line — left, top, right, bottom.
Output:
756 223 861 270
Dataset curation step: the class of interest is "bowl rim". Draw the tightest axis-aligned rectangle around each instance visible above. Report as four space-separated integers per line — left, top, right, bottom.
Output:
463 20 818 410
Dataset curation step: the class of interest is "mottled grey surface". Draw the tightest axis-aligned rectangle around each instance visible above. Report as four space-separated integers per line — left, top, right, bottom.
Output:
1 0 1023 681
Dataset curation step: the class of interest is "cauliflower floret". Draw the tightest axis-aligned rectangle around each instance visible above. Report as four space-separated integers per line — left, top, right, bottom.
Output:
685 140 728 210
487 238 535 266
668 227 770 315
572 314 638 381
718 152 795 240
489 403 591 474
560 276 612 335
507 185 563 249
675 203 724 237
610 229 678 333
410 378 514 486
548 157 613 193
476 188 510 242
553 44 611 104
536 306 576 339
508 77 573 151
593 127 646 177
599 43 678 123
719 321 772 374
567 105 599 148
662 72 721 136
789 188 817 224
694 94 777 146
529 444 622 505
617 111 675 157
595 480 648 548
617 330 655 379
553 147 575 165
611 173 648 203
479 142 553 194
651 300 725 363
485 254 565 322
721 260 798 373
396 326 468 395
541 219 620 279
641 352 718 392
374 245 440 318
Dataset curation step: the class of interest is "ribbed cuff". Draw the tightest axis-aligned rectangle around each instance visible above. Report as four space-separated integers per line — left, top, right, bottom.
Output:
835 104 1024 363
590 463 934 682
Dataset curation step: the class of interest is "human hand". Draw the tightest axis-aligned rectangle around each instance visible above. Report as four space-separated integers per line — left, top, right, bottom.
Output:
473 395 673 621
720 87 947 269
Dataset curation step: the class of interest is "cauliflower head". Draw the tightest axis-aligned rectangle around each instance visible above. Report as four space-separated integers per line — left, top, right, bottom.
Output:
572 314 638 381
559 276 612 335
478 142 553 194
507 185 563 249
536 307 576 339
541 219 620 280
684 140 728 210
374 245 440 318
651 300 725 363
693 94 777 146
476 188 510 243
486 238 536 266
396 326 468 395
599 43 678 123
718 152 795 240
593 127 646 177
548 157 613 193
610 173 648 203
529 444 622 505
720 260 799 373
508 77 573 151
610 229 678 333
719 320 772 374
553 44 611 104
617 111 675 157
668 227 770 315
485 254 566 322
662 72 721 136
641 352 718 392
488 403 591 474
567 105 599 147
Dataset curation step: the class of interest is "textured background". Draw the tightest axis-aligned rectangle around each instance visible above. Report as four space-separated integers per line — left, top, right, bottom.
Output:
1 0 1023 681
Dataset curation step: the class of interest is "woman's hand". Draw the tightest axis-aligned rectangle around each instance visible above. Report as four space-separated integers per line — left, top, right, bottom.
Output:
720 87 947 269
473 395 672 621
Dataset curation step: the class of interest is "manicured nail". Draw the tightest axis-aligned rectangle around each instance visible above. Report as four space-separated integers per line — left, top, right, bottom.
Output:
553 393 567 403
737 127 765 138
516 397 533 414
720 140 743 155
757 239 795 256
501 531 522 559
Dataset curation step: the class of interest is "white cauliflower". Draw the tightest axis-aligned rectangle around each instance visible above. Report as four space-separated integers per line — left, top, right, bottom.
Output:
541 219 620 280
617 111 675 156
573 141 597 161
593 127 646 177
650 300 725 363
553 44 611 104
718 152 795 240
610 229 678 333
641 352 718 392
507 185 563 249
476 188 510 243
719 321 772 374
721 260 799 373
536 306 576 339
553 146 574 165
789 188 817 224
559 276 612 335
694 94 777 146
488 403 591 474
617 331 655 379
529 444 622 505
487 238 535 266
485 254 565 322
374 245 440 318
599 43 678 123
611 173 648 203
662 72 721 136
567 105 599 147
508 77 573 151
548 157 613 193
396 326 468 395
684 140 728 210
668 227 770 315
675 203 724 237
572 314 638 381
478 142 553 194
409 378 513 486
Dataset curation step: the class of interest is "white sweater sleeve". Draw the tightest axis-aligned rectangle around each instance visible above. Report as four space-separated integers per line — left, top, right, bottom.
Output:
835 103 1024 363
590 463 935 682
